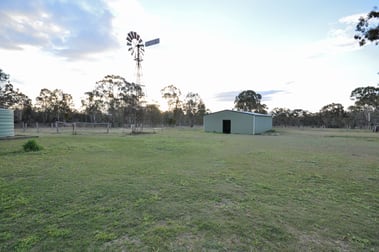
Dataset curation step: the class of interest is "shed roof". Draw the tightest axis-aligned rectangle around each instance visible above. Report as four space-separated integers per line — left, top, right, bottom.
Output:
205 109 272 118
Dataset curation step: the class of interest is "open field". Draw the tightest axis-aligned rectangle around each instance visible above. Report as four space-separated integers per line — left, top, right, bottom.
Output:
1 127 378 251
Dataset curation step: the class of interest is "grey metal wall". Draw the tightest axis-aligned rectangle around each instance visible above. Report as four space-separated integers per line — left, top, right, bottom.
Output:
0 108 14 137
254 115 273 134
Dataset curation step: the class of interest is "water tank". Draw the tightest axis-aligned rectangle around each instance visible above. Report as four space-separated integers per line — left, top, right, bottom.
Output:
0 108 14 137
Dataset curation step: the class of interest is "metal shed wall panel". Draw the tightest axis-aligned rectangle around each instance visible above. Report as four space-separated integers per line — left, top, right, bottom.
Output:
254 115 273 134
0 108 14 137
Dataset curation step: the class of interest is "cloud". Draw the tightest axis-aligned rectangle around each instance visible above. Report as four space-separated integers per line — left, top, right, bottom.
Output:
0 0 118 59
300 13 364 59
259 90 286 101
215 89 286 102
214 91 239 102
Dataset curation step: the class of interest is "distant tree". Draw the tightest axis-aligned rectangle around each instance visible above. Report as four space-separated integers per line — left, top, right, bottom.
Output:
144 104 162 127
0 70 32 121
271 108 291 127
11 90 33 123
347 105 369 128
354 7 379 46
194 101 207 125
350 86 379 109
320 103 346 128
161 85 182 111
89 75 144 126
234 90 267 114
35 88 74 122
0 69 9 82
161 85 183 125
183 92 205 127
81 91 104 123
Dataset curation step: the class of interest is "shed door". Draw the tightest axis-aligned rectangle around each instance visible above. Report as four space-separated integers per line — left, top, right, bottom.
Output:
223 120 231 134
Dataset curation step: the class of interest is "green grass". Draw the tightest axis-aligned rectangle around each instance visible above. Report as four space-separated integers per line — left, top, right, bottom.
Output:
0 127 378 251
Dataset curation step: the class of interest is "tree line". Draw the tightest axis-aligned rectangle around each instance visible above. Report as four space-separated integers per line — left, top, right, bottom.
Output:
0 72 207 127
232 88 379 129
2 68 378 129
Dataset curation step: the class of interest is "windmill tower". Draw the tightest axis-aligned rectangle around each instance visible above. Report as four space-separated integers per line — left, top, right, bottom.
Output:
126 31 160 98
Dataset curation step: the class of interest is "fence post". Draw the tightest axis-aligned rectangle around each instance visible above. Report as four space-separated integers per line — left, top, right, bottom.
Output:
107 123 110 134
36 122 39 133
56 121 59 133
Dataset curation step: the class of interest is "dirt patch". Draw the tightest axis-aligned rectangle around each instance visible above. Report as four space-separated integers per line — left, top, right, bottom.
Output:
101 234 143 251
286 225 350 251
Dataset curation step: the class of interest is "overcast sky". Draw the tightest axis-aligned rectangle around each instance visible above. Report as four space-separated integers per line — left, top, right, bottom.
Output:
0 0 378 112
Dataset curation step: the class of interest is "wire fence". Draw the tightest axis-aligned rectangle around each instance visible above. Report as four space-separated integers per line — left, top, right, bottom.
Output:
14 122 162 135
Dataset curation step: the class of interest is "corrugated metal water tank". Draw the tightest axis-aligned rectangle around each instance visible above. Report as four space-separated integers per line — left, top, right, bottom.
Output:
0 108 14 137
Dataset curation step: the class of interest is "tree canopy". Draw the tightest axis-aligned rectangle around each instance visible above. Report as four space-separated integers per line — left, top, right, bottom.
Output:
354 7 379 46
350 86 379 109
234 90 267 114
0 69 31 111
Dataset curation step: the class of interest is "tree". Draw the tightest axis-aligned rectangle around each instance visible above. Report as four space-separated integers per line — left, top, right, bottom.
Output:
234 90 267 114
144 104 162 127
320 103 346 128
161 85 182 111
161 85 183 125
354 7 379 46
0 70 32 120
0 69 9 82
271 108 291 127
81 91 103 122
350 86 379 109
183 92 205 127
35 88 74 122
87 75 144 126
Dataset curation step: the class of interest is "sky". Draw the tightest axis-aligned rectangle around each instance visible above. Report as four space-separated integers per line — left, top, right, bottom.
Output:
0 0 378 113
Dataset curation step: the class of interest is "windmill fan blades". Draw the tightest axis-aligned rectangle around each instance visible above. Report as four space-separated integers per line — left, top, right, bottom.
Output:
127 32 133 42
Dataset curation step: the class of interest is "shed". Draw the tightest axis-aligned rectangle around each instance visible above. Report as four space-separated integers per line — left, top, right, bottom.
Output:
204 109 272 135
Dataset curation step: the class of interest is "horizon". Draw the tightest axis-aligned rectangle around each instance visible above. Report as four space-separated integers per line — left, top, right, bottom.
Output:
1 0 378 113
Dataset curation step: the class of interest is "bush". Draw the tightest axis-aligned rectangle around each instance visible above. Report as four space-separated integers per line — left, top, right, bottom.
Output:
23 139 43 152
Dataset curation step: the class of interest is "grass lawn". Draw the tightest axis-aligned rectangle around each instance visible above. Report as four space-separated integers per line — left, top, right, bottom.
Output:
0 127 378 251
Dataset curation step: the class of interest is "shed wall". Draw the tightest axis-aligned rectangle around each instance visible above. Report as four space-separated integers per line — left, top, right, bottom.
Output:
254 116 273 134
0 108 14 137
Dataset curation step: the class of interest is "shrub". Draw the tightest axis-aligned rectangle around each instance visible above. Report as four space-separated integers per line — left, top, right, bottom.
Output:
23 139 43 152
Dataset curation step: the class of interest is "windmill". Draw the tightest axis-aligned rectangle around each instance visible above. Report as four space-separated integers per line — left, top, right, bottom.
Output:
126 31 160 97
126 31 145 87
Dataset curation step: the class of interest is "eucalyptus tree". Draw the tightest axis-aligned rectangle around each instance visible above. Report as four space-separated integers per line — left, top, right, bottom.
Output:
271 108 291 127
320 103 346 128
0 70 32 121
234 90 267 114
350 86 379 109
81 91 104 123
161 85 183 125
35 88 74 122
183 92 206 127
88 75 144 126
354 7 379 46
